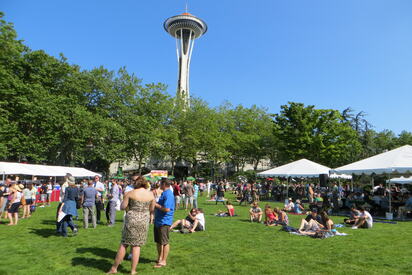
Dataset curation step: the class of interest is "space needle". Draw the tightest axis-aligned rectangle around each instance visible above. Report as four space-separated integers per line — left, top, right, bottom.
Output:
164 11 207 106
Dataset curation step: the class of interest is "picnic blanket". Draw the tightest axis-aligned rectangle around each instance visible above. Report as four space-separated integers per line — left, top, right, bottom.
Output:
289 231 348 239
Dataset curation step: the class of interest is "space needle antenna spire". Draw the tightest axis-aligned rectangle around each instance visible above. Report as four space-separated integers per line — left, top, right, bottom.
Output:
164 9 207 107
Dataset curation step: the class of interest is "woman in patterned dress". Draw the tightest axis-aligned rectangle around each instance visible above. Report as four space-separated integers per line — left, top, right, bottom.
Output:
107 177 155 275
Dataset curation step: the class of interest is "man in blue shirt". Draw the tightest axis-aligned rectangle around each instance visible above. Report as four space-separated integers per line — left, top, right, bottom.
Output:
82 180 98 228
154 179 175 268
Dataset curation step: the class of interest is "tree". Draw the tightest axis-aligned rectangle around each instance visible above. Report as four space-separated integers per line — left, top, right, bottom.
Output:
274 102 361 167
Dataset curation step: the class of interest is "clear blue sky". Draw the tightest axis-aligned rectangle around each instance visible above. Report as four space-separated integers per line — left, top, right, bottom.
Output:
2 0 412 134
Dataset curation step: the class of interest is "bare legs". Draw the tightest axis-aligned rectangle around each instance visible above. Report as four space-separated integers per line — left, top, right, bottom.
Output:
130 246 140 274
7 212 18 225
155 243 169 267
107 244 140 274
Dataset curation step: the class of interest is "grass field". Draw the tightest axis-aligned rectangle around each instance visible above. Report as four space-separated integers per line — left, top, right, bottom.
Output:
0 194 411 275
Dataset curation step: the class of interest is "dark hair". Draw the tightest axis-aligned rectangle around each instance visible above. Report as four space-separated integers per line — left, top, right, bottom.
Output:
358 207 365 212
320 211 330 222
160 178 171 187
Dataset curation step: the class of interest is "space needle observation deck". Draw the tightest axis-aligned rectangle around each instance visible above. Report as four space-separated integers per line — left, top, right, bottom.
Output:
164 12 207 106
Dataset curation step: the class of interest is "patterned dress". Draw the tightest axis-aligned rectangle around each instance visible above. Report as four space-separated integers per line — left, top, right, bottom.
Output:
121 199 152 246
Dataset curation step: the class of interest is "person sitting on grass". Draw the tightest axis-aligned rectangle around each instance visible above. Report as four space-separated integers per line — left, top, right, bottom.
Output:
264 205 277 226
344 205 360 225
299 211 335 236
169 208 199 233
195 208 206 231
216 201 235 217
293 199 305 214
269 208 288 226
352 207 373 229
249 202 263 222
283 198 295 212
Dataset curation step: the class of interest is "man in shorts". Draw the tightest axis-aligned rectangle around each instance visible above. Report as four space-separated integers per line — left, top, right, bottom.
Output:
154 179 175 268
249 202 263 222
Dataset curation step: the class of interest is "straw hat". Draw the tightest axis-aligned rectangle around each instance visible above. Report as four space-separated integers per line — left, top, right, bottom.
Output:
67 176 76 185
14 184 22 192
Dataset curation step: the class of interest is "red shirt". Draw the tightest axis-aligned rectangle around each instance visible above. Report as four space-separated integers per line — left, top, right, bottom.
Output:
173 185 181 196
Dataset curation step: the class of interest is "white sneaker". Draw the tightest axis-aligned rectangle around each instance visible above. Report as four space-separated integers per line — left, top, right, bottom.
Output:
351 226 358 229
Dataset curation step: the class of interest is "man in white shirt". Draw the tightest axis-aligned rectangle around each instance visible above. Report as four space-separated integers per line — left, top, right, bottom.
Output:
93 175 105 224
352 207 373 229
195 208 205 231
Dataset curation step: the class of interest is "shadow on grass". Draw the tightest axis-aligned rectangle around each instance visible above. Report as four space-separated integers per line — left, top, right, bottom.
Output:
41 219 57 225
29 228 57 238
75 247 155 264
72 257 116 272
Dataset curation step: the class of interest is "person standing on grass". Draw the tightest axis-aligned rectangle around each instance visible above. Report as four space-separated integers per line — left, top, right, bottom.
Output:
184 181 194 210
216 182 225 205
93 175 105 224
7 184 23 226
46 180 53 206
0 179 12 221
193 182 199 209
106 180 120 226
173 181 181 209
82 180 98 229
22 183 35 218
59 177 79 237
153 179 175 268
107 176 155 275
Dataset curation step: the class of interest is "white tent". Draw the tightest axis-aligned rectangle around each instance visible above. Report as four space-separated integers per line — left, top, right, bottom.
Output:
0 162 101 178
257 159 330 178
386 176 412 185
332 145 412 175
332 145 412 214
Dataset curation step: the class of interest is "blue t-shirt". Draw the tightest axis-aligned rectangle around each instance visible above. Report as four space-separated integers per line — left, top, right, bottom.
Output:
83 186 97 207
154 189 175 227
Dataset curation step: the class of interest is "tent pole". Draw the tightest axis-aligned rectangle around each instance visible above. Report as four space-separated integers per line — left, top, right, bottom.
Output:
388 173 392 213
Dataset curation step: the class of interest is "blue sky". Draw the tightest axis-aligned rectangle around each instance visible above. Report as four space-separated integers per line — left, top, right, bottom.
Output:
2 0 412 134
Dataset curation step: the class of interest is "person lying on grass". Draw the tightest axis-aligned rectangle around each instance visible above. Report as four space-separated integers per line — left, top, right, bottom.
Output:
169 208 200 233
352 207 373 229
299 211 335 236
216 201 235 217
264 204 277 225
249 202 263 222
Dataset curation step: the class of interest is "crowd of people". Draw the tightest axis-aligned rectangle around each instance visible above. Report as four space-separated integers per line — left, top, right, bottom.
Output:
231 180 412 219
0 174 410 273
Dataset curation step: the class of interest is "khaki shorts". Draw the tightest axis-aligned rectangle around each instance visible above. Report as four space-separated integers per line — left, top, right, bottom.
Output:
154 225 170 245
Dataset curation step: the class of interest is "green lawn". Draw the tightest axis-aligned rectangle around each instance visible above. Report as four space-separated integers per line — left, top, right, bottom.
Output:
0 194 411 275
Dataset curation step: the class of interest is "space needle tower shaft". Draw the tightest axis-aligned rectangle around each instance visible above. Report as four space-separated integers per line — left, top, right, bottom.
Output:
164 12 207 106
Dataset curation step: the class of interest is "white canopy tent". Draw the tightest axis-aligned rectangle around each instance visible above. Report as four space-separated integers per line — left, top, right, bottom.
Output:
0 161 101 178
332 145 412 175
332 145 412 214
386 176 412 185
257 159 330 178
257 158 351 179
